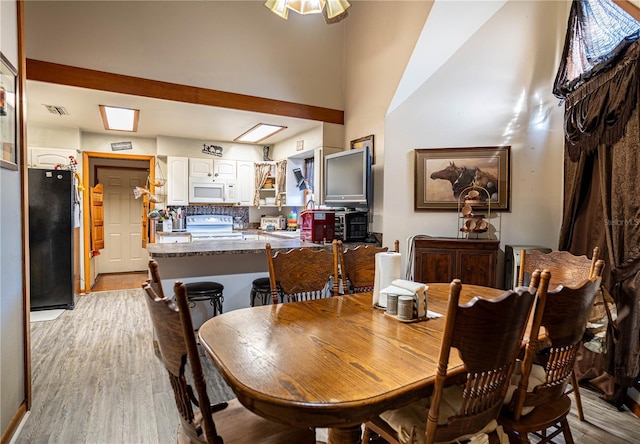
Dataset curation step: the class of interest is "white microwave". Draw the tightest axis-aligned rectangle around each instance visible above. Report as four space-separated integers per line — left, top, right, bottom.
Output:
188 177 237 204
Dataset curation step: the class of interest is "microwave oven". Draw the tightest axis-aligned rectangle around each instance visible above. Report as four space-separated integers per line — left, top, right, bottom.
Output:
188 177 237 204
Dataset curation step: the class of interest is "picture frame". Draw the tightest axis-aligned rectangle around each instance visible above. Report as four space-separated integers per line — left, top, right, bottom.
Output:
414 146 511 211
350 134 374 164
1 52 18 171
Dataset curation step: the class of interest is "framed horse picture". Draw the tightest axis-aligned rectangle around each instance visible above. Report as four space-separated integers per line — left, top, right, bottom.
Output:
414 146 511 211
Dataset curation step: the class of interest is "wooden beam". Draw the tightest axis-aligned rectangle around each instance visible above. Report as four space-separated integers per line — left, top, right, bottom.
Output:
26 58 344 125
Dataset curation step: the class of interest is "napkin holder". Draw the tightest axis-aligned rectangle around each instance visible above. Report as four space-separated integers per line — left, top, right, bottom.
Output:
379 282 429 321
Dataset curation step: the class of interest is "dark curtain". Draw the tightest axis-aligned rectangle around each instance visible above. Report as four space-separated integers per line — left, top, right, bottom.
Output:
556 1 640 401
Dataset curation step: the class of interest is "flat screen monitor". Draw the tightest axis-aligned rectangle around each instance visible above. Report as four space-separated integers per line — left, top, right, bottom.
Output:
324 147 371 208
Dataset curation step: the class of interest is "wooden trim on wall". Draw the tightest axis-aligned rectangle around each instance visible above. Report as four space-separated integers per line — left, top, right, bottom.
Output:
18 0 33 420
1 403 27 444
26 59 345 125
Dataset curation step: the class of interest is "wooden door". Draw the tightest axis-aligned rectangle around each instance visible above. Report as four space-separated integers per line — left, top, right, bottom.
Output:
90 183 104 251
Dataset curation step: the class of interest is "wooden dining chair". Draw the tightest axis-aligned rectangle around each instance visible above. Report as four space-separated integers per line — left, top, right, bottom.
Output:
362 278 538 444
517 247 604 421
518 246 602 288
499 269 603 444
265 242 338 303
141 280 316 444
337 239 399 294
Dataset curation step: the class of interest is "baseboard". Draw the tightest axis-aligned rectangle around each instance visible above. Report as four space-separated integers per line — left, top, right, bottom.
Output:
1 403 27 444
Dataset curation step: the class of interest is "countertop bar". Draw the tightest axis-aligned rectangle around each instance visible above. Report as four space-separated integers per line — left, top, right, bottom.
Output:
146 236 330 258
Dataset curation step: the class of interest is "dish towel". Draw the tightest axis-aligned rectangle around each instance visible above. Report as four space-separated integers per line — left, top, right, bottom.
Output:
372 252 402 307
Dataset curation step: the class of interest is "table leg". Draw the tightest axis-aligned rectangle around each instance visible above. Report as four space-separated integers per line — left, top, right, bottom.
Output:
328 425 362 444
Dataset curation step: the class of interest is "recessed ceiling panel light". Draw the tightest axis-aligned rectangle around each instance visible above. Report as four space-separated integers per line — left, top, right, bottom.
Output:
99 105 139 132
235 123 287 143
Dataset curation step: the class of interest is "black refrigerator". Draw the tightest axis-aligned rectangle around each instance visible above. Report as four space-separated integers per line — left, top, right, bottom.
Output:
28 169 76 311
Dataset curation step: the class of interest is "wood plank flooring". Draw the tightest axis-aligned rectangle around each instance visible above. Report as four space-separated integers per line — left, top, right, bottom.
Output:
15 283 640 443
91 272 149 292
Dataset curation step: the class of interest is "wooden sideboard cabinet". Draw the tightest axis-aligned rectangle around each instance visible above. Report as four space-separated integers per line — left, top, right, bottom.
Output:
413 237 499 288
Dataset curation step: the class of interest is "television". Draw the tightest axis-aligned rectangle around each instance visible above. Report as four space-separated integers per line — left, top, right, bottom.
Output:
324 147 371 208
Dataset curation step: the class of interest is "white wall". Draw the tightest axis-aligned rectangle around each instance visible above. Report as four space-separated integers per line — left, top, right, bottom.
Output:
344 1 433 233
156 135 264 161
24 0 345 111
27 122 81 150
0 0 25 437
383 0 570 281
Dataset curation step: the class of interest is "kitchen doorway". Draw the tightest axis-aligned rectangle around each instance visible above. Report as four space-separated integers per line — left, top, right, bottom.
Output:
82 152 156 293
95 167 149 273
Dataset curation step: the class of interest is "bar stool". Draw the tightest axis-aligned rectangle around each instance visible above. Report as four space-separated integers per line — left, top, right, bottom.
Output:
185 281 224 316
250 277 272 307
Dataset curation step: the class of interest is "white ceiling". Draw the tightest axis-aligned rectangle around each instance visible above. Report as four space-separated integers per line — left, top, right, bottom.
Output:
26 80 324 145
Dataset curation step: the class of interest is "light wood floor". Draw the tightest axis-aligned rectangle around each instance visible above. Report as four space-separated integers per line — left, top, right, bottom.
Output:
15 285 640 443
91 271 149 292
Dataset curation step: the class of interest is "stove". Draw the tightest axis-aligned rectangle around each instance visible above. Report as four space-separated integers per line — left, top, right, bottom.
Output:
186 214 243 241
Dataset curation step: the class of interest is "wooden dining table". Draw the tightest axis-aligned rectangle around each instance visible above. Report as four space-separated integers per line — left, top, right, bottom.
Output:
198 283 505 444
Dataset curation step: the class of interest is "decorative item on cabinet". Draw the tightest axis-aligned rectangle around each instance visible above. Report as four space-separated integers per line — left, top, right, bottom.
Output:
457 185 491 239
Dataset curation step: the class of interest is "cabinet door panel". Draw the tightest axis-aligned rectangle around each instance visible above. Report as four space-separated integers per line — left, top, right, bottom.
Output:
189 158 214 177
412 238 499 288
167 157 189 205
30 147 76 169
456 250 496 287
415 248 455 283
214 159 237 179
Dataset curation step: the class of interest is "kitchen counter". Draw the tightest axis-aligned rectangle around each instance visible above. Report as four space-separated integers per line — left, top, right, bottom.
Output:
146 230 325 258
146 233 333 322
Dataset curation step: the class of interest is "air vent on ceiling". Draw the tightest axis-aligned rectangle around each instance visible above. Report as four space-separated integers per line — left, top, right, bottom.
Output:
43 105 69 116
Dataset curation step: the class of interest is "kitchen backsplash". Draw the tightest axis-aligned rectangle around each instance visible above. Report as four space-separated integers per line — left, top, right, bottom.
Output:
167 205 249 219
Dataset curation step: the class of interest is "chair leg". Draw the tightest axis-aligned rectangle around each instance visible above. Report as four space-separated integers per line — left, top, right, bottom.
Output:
560 418 574 444
361 426 372 443
250 288 256 307
570 372 585 421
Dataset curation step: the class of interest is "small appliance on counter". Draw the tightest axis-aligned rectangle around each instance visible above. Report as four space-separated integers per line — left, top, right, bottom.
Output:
300 210 335 243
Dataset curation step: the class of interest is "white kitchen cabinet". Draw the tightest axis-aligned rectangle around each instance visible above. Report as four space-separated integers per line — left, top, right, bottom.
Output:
214 159 237 180
189 158 236 181
167 156 189 206
236 160 255 206
29 147 77 169
189 158 214 178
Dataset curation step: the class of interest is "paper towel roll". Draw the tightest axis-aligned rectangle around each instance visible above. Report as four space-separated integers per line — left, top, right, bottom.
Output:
372 252 402 307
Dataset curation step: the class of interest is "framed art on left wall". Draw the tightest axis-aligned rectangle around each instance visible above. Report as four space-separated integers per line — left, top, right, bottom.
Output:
0 52 18 170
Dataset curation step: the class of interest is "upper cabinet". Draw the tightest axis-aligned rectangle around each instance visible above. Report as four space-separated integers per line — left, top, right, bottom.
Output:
214 159 237 180
167 156 189 206
236 160 255 206
188 158 236 181
29 147 77 169
189 158 214 177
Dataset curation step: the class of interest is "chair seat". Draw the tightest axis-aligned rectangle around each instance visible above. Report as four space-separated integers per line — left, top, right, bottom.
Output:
499 394 572 434
185 281 224 295
252 277 271 290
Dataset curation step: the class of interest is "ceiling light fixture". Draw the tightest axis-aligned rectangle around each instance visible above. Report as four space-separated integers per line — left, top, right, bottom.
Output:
264 0 351 23
99 105 139 132
235 123 287 143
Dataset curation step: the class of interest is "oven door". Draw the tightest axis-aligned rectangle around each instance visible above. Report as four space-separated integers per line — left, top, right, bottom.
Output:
189 178 226 203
